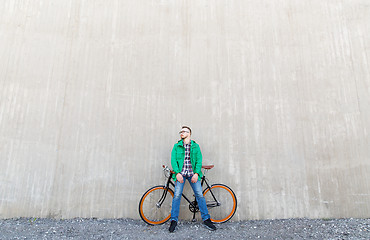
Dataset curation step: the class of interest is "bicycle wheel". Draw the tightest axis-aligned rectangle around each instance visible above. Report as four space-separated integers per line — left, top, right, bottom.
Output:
138 185 174 225
203 184 237 223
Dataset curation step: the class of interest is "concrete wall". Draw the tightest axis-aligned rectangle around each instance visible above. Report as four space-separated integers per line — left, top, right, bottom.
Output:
1 0 369 220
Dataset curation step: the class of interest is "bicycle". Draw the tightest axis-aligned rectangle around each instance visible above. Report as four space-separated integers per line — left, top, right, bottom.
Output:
138 164 237 225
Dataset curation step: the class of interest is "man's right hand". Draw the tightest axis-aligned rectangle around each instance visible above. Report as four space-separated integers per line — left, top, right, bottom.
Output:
176 173 184 183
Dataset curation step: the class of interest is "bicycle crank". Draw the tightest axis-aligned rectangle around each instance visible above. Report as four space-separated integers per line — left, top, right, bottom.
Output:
189 201 199 213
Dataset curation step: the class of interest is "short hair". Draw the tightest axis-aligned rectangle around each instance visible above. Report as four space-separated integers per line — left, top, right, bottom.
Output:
182 126 192 134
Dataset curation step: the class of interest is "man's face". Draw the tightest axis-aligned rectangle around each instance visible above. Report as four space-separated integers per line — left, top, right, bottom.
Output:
179 128 190 139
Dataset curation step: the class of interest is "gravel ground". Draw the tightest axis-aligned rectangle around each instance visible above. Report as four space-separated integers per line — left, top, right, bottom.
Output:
0 218 369 240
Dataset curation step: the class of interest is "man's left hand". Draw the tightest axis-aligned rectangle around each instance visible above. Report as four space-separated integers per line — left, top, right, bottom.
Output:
191 173 198 183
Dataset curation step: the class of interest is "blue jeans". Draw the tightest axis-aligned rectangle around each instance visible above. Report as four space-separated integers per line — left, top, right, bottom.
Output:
170 176 210 222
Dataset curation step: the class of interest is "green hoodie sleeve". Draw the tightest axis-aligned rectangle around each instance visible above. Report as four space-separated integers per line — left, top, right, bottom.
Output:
171 144 180 174
193 144 203 175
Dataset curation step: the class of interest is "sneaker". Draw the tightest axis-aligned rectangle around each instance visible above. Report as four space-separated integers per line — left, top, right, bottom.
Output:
169 220 177 233
203 218 216 231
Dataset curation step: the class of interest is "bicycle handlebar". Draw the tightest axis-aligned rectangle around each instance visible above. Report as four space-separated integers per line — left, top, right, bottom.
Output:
162 165 176 174
162 164 214 174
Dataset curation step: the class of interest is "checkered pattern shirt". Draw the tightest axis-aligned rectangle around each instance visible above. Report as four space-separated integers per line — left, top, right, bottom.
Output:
180 142 194 177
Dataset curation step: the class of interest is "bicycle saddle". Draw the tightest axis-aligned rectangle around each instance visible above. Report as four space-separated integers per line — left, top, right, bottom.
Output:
202 165 214 169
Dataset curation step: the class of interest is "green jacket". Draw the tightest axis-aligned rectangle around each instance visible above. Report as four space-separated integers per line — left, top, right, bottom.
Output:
171 139 203 182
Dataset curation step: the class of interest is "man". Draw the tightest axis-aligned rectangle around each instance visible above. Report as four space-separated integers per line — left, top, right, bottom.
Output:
169 126 216 232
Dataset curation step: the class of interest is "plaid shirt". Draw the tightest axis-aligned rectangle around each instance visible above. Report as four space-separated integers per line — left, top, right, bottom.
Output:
180 142 194 177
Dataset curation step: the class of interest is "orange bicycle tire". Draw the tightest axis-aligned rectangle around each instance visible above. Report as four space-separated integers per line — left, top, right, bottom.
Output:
138 186 174 225
203 184 237 223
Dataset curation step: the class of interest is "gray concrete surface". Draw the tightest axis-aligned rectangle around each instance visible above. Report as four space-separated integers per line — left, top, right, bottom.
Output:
0 0 370 220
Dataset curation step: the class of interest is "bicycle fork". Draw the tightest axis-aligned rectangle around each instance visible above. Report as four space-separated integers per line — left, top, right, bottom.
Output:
157 176 175 208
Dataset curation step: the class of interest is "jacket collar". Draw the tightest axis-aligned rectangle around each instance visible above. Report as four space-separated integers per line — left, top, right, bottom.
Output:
177 139 195 147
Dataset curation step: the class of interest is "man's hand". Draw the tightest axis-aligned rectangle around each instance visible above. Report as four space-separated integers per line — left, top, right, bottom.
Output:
176 173 184 183
191 173 198 183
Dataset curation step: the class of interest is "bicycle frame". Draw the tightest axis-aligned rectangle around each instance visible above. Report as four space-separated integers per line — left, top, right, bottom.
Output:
159 170 220 220
139 165 237 225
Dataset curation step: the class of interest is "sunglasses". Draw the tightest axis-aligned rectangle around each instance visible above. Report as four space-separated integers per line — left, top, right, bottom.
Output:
179 130 190 134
